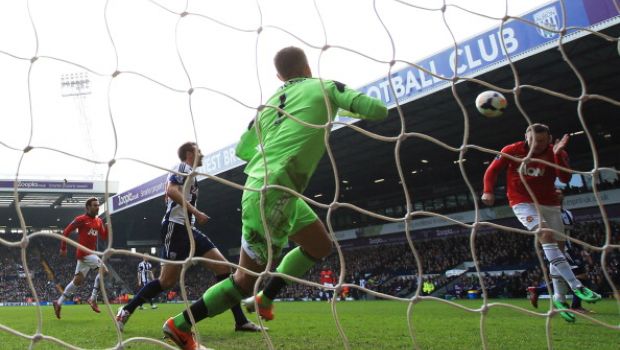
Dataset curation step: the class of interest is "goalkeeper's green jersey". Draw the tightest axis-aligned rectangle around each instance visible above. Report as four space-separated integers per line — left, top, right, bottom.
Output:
236 77 387 192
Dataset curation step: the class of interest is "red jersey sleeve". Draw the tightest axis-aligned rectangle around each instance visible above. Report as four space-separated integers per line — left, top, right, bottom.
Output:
554 150 571 183
61 216 83 251
483 145 512 194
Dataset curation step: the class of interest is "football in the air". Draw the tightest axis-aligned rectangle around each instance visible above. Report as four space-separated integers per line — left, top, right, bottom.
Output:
475 90 507 118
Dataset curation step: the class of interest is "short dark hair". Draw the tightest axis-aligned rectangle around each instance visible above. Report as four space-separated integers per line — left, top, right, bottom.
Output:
177 142 196 161
525 123 550 135
274 46 309 81
85 197 99 208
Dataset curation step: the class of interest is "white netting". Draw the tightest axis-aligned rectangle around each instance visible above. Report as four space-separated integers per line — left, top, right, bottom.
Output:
1 0 620 349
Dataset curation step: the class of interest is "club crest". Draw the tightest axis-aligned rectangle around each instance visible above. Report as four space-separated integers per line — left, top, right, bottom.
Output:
533 6 560 39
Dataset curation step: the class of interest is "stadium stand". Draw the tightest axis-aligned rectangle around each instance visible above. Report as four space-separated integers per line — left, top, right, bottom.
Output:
2 218 617 304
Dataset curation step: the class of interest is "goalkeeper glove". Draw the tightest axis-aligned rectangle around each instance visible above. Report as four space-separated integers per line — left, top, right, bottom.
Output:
336 108 363 119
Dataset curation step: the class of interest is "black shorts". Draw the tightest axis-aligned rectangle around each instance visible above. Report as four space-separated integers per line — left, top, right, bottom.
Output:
571 263 586 276
160 221 216 261
565 251 586 276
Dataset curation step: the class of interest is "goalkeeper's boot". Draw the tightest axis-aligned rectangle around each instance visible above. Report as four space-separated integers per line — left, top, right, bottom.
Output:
52 300 62 319
163 318 208 350
553 300 576 323
527 286 539 308
87 298 101 313
242 294 274 321
115 307 131 332
573 286 602 303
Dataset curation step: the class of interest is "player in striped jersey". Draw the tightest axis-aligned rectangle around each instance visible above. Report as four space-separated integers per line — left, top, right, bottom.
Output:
137 256 157 310
116 142 263 333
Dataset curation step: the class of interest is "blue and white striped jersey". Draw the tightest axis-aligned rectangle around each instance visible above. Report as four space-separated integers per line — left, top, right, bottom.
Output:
163 162 198 225
561 208 574 227
137 260 153 283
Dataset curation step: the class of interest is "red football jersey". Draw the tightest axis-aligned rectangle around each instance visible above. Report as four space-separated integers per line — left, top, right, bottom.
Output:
483 141 570 207
61 214 108 260
320 269 335 284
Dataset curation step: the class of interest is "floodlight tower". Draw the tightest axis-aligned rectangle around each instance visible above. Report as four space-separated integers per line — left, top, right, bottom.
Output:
60 72 102 180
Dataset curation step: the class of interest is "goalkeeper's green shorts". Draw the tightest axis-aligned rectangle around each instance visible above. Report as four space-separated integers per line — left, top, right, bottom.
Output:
241 175 318 264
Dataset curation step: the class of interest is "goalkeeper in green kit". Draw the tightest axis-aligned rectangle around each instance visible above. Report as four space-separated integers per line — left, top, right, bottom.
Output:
162 46 388 350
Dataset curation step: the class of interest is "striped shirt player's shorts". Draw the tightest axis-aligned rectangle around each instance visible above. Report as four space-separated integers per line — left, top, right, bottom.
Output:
160 221 216 261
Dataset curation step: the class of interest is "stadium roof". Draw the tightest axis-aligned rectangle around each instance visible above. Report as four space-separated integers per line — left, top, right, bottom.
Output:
109 2 620 251
0 180 118 232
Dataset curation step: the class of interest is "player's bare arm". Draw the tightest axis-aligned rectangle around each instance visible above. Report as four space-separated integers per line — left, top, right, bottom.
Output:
553 134 569 154
551 133 572 182
481 192 495 206
165 182 209 225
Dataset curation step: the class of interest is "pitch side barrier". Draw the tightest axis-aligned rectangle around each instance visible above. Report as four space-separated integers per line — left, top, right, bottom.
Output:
335 189 620 242
108 0 620 215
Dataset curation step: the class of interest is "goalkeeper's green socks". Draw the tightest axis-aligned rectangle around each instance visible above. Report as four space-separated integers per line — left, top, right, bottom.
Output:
172 276 243 331
171 247 318 330
261 247 317 304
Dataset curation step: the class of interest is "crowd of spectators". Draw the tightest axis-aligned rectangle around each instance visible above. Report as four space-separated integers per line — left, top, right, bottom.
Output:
1 239 58 303
1 220 618 303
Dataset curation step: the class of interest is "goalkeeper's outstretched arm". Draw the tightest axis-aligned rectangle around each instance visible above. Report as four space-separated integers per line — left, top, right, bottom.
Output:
347 94 388 121
330 80 388 121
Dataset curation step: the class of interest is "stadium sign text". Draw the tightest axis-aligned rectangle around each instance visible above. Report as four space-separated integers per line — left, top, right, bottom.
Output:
0 180 94 191
360 0 618 109
111 174 167 211
202 144 244 175
365 28 519 105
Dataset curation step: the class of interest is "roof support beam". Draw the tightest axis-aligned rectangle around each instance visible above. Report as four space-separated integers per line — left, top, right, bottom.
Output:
9 192 26 208
50 194 68 209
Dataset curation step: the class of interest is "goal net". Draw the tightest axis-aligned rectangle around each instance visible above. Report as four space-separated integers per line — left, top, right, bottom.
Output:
1 0 619 349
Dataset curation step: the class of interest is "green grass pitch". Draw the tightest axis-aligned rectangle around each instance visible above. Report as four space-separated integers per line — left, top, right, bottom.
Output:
0 299 618 349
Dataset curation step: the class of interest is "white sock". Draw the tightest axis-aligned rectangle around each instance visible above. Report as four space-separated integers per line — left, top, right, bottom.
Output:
550 270 568 303
59 281 76 304
542 243 582 290
91 274 101 300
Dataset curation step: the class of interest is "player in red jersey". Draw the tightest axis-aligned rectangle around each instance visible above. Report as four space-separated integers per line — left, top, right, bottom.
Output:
52 197 108 319
481 124 601 321
319 266 335 301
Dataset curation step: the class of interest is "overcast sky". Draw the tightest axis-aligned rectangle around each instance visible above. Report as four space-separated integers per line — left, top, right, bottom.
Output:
0 0 547 192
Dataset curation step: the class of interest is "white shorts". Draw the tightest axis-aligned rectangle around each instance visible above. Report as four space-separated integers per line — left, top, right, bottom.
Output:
75 254 103 276
512 203 565 241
